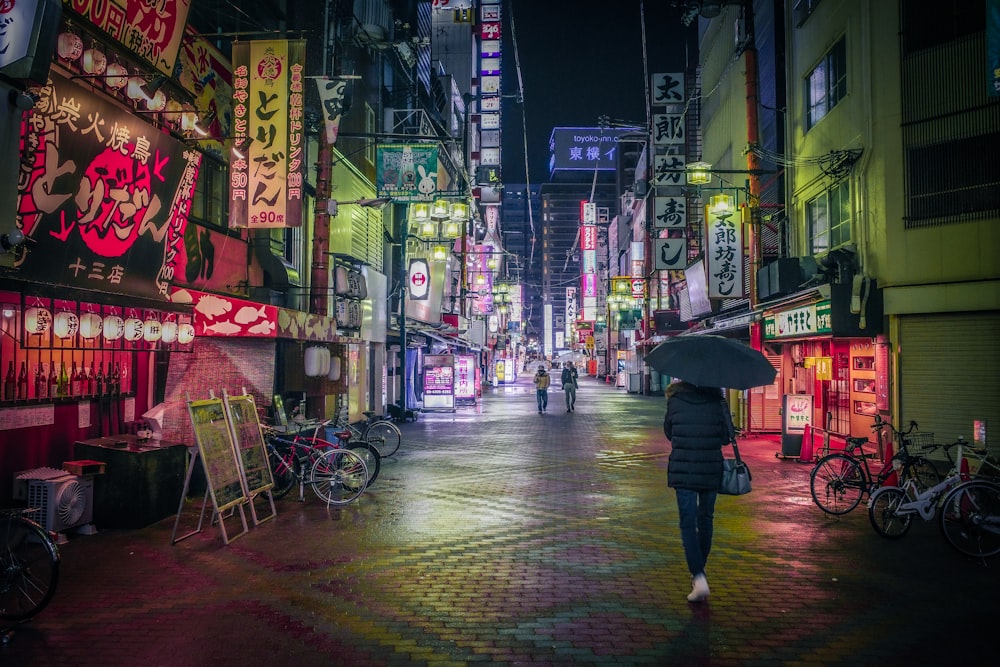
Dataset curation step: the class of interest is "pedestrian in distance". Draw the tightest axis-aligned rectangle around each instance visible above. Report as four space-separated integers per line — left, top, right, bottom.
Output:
561 361 579 412
533 366 550 413
663 380 728 603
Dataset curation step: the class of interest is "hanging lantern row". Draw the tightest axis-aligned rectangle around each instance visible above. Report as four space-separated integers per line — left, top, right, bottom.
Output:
303 346 342 381
20 301 195 350
56 28 206 136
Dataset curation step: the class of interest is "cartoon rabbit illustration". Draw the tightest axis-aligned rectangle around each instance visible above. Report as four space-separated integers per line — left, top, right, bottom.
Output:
417 165 437 195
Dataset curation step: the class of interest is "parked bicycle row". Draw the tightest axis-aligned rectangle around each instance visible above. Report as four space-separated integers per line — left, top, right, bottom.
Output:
808 415 1000 560
262 410 402 506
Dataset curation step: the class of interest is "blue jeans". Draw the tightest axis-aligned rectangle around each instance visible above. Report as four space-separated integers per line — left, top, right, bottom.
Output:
536 389 548 411
675 488 718 577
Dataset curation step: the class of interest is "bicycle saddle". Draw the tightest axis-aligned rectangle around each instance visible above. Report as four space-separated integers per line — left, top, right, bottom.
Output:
363 410 376 418
332 430 353 441
845 436 869 449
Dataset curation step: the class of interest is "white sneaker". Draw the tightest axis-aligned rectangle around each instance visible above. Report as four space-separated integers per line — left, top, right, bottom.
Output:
686 574 710 602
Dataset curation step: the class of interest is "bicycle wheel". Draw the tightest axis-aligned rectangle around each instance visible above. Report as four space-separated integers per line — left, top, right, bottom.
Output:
347 441 381 487
310 449 368 505
940 480 1000 559
365 420 401 458
0 516 60 622
810 454 866 515
868 487 913 539
901 456 941 492
267 447 297 500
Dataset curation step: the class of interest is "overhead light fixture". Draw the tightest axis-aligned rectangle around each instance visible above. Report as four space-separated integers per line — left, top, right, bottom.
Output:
431 199 451 221
708 194 735 219
431 245 449 261
409 202 431 222
686 161 713 185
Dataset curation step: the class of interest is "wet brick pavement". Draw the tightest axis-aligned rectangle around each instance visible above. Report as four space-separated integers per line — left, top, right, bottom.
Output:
3 374 998 666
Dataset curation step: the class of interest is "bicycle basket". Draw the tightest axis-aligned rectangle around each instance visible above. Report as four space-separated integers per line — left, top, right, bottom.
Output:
901 432 935 454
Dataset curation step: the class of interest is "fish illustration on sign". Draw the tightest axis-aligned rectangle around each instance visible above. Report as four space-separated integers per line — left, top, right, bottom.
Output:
203 320 242 335
196 294 233 319
235 305 268 324
248 320 275 335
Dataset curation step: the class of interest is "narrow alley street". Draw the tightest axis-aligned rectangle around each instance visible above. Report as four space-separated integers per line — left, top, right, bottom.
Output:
4 374 997 666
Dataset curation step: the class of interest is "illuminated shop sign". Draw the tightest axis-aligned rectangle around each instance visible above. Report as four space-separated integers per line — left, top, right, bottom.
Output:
549 127 643 172
230 40 306 229
16 72 200 299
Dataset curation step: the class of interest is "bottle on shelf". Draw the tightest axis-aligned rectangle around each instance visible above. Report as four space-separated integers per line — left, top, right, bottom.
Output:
4 361 15 401
111 362 121 395
88 361 97 396
70 361 82 398
95 361 105 397
57 362 69 398
48 363 58 399
35 364 46 400
17 361 28 400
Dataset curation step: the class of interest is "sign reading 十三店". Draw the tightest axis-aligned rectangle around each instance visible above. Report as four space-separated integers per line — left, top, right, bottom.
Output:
763 301 833 340
229 40 306 229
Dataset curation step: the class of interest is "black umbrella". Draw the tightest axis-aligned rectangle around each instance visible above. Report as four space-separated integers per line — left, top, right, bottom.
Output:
645 335 776 390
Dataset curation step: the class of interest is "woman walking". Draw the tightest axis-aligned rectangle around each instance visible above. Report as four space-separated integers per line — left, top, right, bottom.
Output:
663 380 728 602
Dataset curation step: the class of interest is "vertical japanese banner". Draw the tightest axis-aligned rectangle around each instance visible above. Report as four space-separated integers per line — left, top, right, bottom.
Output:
229 39 305 228
705 209 744 299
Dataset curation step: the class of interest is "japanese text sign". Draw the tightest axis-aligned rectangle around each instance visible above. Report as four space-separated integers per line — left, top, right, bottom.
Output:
16 72 201 299
705 210 744 299
229 39 306 229
67 0 193 77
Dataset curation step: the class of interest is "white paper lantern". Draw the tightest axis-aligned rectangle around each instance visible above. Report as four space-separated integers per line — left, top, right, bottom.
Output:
24 307 51 335
143 316 162 342
82 47 106 75
304 346 324 377
57 33 83 61
53 311 79 339
320 347 331 376
160 320 178 344
177 323 195 345
124 317 144 341
102 314 125 341
328 356 342 382
79 312 103 339
105 62 128 89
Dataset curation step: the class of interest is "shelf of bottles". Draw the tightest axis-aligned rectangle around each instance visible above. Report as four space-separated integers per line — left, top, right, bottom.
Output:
0 296 195 406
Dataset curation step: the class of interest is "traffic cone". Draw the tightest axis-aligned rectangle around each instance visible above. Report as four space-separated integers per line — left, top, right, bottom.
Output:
799 423 813 463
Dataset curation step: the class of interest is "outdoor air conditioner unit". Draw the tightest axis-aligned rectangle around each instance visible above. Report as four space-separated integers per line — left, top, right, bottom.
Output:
15 468 94 534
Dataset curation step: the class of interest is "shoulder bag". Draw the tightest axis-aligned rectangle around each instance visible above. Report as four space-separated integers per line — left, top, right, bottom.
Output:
719 400 752 495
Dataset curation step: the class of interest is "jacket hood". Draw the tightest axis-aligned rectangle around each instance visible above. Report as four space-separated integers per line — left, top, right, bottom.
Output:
665 381 721 403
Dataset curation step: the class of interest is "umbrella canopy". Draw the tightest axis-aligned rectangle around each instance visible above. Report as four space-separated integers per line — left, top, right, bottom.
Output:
645 335 776 390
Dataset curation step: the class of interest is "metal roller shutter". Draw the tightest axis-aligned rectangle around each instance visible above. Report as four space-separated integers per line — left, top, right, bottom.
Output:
899 312 1000 454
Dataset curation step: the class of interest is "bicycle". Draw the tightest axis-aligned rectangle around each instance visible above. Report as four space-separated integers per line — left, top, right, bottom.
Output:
869 437 1000 555
358 410 402 458
1 508 60 630
263 426 369 505
270 419 380 489
809 417 941 515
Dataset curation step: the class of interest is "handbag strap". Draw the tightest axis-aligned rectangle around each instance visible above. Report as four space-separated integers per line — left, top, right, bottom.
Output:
721 399 743 463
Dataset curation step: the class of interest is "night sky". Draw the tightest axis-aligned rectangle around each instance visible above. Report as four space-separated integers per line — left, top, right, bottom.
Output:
500 1 694 186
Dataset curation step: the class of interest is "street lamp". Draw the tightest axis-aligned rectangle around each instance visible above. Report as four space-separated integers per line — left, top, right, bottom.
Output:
327 197 391 217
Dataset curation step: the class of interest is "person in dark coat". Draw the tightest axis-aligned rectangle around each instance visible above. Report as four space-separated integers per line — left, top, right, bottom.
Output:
663 380 728 602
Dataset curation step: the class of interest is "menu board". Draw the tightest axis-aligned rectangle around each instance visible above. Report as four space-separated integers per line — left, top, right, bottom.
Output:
224 394 274 496
187 398 247 511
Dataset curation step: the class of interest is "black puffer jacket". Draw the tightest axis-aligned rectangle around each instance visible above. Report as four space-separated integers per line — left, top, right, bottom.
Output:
664 382 727 491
